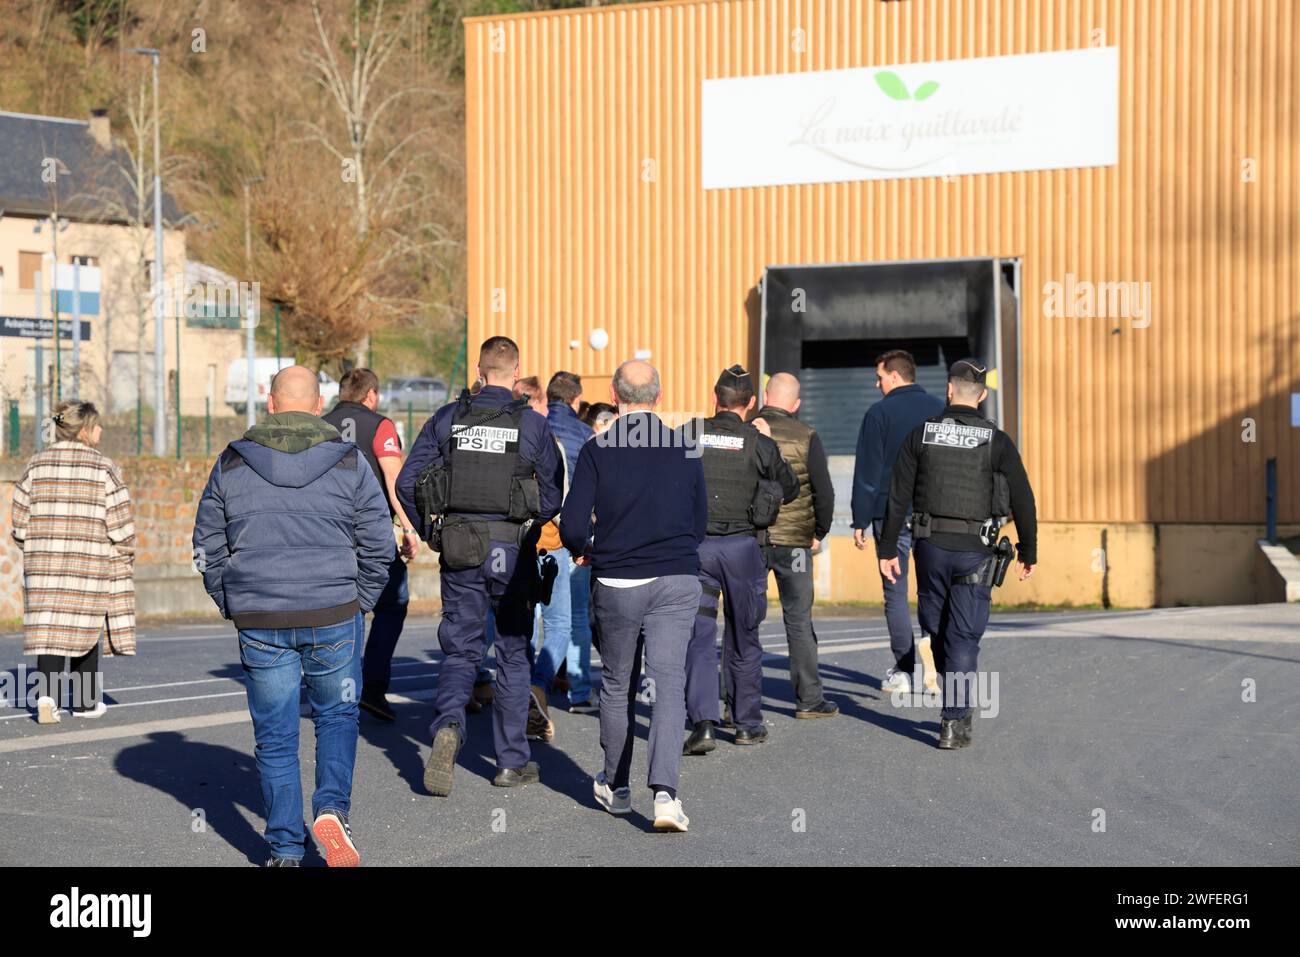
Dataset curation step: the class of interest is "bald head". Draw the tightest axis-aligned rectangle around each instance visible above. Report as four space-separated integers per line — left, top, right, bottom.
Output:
764 372 801 413
611 360 661 409
268 365 323 415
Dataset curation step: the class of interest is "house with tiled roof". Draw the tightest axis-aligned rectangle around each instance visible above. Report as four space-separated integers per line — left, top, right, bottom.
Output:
0 109 245 427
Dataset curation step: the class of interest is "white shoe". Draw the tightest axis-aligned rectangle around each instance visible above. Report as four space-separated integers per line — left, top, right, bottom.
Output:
652 791 689 832
36 696 62 725
72 701 107 718
881 668 911 694
593 772 631 815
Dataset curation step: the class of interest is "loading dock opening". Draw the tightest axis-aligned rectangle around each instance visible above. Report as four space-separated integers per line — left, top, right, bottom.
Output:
760 257 1021 455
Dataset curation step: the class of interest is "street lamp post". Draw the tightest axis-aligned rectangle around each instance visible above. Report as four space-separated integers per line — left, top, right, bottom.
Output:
129 47 166 456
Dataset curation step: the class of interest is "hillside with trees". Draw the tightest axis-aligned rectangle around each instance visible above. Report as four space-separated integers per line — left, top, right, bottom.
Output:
0 0 629 379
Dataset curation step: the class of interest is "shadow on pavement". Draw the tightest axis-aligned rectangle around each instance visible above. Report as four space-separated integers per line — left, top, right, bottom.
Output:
114 730 325 867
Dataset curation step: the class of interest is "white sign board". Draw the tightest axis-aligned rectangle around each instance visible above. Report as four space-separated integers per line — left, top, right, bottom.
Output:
702 47 1119 190
54 263 102 315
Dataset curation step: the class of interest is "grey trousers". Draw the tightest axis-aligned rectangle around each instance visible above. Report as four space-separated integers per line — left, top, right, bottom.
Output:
592 575 701 794
764 544 826 710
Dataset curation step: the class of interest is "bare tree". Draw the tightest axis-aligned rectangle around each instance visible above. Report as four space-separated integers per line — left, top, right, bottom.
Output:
298 0 450 362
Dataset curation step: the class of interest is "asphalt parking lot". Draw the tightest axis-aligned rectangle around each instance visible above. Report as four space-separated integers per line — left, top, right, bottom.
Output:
1 604 1296 866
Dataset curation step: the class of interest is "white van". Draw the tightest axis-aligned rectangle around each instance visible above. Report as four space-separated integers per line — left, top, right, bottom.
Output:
225 358 339 414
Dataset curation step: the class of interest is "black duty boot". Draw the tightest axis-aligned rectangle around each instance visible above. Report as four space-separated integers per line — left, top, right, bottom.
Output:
938 716 973 750
424 723 462 796
957 714 974 747
360 687 396 722
795 700 840 720
493 761 541 787
683 720 717 755
734 724 769 745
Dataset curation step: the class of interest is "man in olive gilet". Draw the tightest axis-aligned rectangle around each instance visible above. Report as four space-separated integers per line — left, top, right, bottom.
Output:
752 373 838 718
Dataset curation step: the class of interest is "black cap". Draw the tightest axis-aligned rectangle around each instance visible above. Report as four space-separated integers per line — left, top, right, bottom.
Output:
948 357 987 385
714 364 751 390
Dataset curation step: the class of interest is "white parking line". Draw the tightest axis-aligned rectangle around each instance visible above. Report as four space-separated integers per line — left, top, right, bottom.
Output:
7 607 1259 727
0 710 251 754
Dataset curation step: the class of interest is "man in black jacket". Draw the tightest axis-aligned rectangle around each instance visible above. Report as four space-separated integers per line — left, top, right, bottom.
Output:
682 366 799 753
877 359 1037 750
323 368 420 723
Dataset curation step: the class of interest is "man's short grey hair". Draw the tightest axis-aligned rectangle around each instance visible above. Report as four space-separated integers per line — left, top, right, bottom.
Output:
612 361 661 405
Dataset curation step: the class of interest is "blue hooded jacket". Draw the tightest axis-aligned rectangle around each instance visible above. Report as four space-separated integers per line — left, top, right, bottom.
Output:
192 412 394 629
547 400 593 485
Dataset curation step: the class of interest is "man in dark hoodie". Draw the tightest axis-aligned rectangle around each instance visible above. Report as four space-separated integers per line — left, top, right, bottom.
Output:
193 365 393 868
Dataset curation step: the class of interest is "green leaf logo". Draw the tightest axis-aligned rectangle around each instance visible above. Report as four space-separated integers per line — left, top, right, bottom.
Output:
873 72 941 102
913 80 940 101
874 71 910 100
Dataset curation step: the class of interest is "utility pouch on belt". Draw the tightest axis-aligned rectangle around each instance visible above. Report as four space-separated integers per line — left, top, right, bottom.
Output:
507 476 541 523
912 512 932 540
438 520 491 571
414 464 451 537
748 478 784 529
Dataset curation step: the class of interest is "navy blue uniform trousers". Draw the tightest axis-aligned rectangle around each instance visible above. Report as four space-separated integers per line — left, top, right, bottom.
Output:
686 534 768 730
431 540 537 770
913 540 993 720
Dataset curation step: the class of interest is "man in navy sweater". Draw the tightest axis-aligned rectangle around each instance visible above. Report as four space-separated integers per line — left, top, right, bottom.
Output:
559 360 706 832
851 350 946 694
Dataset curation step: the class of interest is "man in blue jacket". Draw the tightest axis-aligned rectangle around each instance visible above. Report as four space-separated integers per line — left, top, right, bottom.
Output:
396 336 562 797
559 359 706 831
193 365 394 868
530 371 597 724
850 350 945 695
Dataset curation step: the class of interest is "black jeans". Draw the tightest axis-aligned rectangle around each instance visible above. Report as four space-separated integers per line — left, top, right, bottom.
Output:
362 554 410 695
36 645 101 712
764 543 826 711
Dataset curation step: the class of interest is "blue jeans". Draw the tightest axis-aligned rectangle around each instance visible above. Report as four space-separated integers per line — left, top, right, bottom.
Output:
873 517 919 673
566 561 593 703
532 546 573 690
238 612 363 861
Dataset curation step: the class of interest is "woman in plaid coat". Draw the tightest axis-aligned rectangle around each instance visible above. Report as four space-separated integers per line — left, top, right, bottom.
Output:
10 401 135 723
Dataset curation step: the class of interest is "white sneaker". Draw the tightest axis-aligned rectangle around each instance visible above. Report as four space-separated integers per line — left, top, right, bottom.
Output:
652 791 689 832
72 701 107 718
881 668 911 694
593 772 631 815
36 696 62 725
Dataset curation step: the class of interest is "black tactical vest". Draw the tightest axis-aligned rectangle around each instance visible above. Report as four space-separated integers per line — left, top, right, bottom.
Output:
913 410 997 521
695 413 760 526
322 400 395 516
446 398 532 515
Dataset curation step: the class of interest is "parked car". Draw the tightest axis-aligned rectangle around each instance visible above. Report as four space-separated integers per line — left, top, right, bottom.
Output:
382 376 449 412
226 357 339 414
